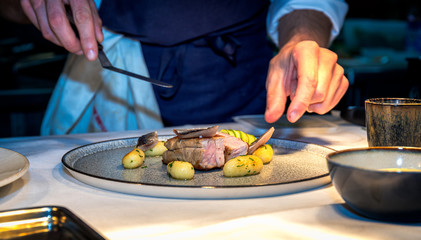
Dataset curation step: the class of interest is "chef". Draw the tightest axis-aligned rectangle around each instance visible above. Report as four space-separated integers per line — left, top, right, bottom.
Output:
1 0 349 135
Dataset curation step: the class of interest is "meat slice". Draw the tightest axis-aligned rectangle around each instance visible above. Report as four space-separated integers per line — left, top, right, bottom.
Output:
163 136 225 170
217 132 248 161
173 126 219 139
248 127 274 154
165 136 219 149
136 131 158 151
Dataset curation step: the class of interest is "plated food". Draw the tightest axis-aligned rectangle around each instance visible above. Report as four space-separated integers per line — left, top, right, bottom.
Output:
122 126 274 179
122 148 145 169
62 136 333 199
223 155 263 177
167 161 195 180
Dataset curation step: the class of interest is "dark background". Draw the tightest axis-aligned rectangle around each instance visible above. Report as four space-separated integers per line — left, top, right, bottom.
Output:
0 0 420 137
347 0 418 19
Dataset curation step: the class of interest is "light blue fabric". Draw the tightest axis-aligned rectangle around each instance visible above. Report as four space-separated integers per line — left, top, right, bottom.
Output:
41 28 163 135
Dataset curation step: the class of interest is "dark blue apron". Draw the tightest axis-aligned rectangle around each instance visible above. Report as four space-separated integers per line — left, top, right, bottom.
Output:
99 0 274 126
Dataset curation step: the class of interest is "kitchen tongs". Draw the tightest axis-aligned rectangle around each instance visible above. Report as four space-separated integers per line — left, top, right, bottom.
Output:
96 44 172 88
66 7 172 88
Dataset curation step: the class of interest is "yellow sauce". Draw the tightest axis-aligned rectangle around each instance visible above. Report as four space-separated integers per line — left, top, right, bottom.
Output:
380 168 421 172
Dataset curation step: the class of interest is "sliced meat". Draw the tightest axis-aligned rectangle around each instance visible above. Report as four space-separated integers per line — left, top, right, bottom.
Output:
248 127 274 154
165 136 216 149
173 126 219 139
217 132 248 161
163 136 225 170
136 131 158 151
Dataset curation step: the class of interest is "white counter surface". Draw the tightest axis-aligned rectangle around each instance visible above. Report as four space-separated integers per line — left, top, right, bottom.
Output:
1 114 420 239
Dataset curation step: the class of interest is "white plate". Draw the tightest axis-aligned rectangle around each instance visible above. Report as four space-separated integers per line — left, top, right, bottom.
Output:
62 136 335 199
0 148 30 188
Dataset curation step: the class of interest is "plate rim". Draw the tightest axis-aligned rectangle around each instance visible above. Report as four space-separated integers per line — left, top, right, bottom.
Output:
62 136 335 190
0 147 30 188
233 114 338 130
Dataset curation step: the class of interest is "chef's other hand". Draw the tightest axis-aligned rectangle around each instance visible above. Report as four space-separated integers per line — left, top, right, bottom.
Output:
264 40 349 123
20 0 103 61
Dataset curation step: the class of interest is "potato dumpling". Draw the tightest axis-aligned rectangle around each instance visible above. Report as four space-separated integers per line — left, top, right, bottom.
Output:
252 144 273 164
223 155 263 177
144 141 167 157
167 161 195 180
122 148 145 169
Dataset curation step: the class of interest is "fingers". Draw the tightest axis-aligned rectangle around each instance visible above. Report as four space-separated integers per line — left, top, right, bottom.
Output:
21 0 40 29
264 40 348 124
310 48 337 103
308 67 349 114
20 0 102 61
286 41 319 123
88 0 103 43
331 75 349 107
264 52 294 123
45 0 82 53
25 0 62 46
307 50 348 114
68 0 99 60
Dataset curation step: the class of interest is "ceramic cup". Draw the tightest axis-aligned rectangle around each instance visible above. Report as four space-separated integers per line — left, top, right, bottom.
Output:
365 98 421 147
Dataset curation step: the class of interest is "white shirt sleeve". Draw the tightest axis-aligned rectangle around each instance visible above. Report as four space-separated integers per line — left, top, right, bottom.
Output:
267 0 349 47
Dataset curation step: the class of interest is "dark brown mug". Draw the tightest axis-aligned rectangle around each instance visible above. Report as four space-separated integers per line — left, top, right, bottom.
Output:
365 98 421 147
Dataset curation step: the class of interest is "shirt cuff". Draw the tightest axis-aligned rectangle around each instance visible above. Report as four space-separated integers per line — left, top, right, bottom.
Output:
267 0 349 47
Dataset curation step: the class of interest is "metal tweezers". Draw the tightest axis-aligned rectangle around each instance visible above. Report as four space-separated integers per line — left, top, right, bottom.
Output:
97 44 172 88
66 6 172 88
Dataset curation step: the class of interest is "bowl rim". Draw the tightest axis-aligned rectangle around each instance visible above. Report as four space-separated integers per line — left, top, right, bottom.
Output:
326 147 421 173
365 97 421 106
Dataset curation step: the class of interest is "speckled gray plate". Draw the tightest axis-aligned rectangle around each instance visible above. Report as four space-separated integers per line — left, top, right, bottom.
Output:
62 136 335 199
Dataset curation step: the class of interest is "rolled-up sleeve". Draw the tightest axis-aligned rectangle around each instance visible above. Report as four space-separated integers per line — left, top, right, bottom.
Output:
267 0 348 46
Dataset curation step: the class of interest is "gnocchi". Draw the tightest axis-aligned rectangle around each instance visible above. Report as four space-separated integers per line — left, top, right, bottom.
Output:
167 161 195 180
144 141 167 157
122 148 145 169
223 155 263 177
252 144 273 164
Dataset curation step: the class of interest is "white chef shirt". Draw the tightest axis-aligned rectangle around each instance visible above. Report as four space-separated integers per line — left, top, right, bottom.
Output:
267 0 349 46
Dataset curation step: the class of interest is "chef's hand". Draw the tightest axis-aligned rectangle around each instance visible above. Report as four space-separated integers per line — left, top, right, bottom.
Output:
264 40 349 123
20 0 103 61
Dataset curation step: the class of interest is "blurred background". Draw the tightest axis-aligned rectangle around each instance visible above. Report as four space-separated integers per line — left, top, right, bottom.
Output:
332 0 421 126
0 0 420 137
0 17 67 137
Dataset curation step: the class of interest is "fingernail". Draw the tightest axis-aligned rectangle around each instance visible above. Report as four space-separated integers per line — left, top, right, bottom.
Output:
288 111 299 123
87 49 95 61
76 50 83 55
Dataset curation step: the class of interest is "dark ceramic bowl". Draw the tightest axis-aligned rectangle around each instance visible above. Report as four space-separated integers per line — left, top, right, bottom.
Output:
327 147 421 222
